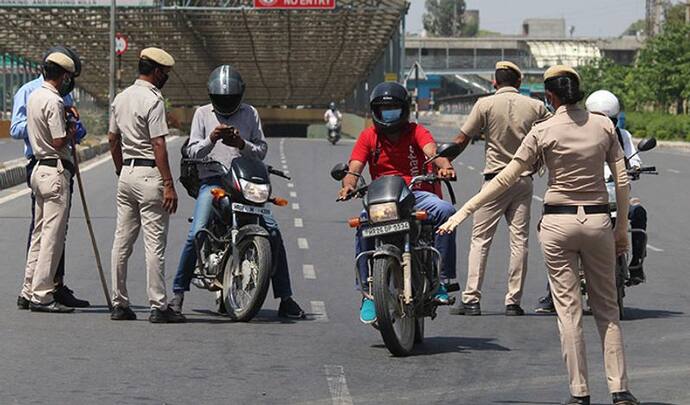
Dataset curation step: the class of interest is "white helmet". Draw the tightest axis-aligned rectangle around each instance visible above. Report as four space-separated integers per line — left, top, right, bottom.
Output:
585 90 620 118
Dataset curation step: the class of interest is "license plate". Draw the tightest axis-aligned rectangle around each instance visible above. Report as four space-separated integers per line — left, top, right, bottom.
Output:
232 203 271 216
362 221 410 238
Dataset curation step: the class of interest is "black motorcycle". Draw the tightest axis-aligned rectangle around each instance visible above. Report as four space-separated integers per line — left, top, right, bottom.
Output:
184 156 290 321
331 144 461 356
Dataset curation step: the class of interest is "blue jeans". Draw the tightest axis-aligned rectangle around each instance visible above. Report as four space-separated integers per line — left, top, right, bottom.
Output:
173 180 293 298
355 191 457 291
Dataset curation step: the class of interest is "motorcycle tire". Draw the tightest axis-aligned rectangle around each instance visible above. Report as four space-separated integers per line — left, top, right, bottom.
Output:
222 235 272 322
372 256 415 357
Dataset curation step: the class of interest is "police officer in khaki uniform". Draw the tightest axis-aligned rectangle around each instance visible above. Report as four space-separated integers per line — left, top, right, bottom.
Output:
108 47 184 324
22 53 78 313
439 66 639 405
451 61 550 316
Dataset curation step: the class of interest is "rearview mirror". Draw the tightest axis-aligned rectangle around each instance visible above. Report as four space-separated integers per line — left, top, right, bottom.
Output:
637 138 657 152
436 143 462 161
330 163 349 181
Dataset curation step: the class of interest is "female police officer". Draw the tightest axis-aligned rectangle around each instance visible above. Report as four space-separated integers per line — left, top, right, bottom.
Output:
438 66 639 405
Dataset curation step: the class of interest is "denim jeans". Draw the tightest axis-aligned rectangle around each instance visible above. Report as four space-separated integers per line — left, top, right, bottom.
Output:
173 179 293 298
355 190 457 291
26 157 73 285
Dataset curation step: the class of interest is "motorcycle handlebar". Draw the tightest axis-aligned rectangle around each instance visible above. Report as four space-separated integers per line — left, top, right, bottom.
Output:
267 166 291 180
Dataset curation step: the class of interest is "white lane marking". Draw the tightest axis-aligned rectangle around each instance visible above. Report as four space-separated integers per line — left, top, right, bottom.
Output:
292 203 300 210
287 183 294 188
532 195 544 202
284 170 290 175
324 365 353 405
0 152 113 206
290 191 297 198
647 244 664 253
667 169 680 174
302 264 316 279
467 165 475 171
311 301 329 322
457 161 464 166
282 165 289 170
298 238 309 249
294 218 303 228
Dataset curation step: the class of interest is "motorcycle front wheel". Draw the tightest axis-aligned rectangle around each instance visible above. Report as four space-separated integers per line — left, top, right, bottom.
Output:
222 235 272 322
372 256 415 356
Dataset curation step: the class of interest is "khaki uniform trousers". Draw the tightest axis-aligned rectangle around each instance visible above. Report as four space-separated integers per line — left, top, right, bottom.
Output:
463 176 532 305
111 166 169 310
539 212 629 397
22 164 71 304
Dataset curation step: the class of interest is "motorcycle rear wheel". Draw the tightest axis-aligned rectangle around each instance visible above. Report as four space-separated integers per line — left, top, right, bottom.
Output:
223 235 272 322
372 256 415 356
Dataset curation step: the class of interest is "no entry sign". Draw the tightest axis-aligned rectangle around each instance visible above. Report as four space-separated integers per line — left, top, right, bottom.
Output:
253 0 335 9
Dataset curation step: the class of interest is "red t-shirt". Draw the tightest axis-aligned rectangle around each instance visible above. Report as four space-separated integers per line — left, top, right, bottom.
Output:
350 123 440 195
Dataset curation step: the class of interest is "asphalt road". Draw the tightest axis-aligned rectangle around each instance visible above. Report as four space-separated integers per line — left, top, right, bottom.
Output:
0 138 26 163
0 131 688 405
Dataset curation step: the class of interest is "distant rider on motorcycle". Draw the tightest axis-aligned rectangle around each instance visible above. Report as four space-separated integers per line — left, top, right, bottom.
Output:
337 82 457 324
170 65 305 319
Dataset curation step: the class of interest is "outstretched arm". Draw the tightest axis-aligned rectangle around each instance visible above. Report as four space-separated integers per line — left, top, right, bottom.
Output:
438 159 528 234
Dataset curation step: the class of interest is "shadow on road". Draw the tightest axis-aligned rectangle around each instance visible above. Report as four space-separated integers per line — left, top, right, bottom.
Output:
188 308 300 324
494 401 677 405
370 336 511 355
622 307 685 320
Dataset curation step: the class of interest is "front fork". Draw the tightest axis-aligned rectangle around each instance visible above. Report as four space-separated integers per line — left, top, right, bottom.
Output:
402 235 413 304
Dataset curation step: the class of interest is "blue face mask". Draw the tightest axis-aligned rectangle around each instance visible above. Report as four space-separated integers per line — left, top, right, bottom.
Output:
380 108 402 123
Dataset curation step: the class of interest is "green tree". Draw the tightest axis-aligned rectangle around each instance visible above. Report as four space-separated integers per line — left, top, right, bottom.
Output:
423 0 468 37
579 58 632 105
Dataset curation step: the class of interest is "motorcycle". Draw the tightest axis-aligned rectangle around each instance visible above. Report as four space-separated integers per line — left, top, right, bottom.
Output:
327 122 341 145
331 143 462 356
184 156 291 321
581 138 658 320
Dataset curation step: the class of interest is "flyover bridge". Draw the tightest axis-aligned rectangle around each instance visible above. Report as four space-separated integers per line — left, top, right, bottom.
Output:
0 0 407 110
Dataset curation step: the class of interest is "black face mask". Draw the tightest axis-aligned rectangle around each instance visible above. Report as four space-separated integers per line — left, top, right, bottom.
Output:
58 75 75 97
156 70 169 89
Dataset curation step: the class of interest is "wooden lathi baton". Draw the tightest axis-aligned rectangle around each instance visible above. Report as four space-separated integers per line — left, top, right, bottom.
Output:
71 138 113 311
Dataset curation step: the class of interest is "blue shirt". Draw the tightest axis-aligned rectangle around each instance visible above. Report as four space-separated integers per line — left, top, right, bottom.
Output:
10 75 86 159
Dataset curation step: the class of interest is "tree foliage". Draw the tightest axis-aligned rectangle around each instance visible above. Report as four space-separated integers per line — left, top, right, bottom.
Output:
423 0 476 37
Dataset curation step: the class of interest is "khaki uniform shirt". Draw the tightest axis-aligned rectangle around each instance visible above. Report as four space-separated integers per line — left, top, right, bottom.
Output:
109 79 169 160
27 82 72 162
514 105 625 205
461 87 550 174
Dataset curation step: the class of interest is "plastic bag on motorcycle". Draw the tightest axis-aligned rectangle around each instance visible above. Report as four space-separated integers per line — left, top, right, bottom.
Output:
179 138 201 199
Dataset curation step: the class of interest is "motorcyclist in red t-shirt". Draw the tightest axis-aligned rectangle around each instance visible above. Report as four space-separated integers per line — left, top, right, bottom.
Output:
338 82 457 324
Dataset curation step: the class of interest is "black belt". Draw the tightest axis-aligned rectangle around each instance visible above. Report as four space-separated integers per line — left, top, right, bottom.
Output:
543 204 610 215
484 173 497 181
38 158 74 175
123 158 156 167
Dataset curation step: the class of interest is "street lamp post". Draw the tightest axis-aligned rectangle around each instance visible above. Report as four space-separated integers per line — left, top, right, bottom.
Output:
109 0 116 110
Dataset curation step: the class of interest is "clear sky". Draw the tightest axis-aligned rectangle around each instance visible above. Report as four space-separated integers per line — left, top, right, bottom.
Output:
406 0 653 38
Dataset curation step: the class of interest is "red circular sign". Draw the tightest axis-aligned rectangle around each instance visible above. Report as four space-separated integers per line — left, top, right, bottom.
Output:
115 34 128 56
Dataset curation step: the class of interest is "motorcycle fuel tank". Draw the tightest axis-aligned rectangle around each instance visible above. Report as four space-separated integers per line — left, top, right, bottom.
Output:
363 176 415 215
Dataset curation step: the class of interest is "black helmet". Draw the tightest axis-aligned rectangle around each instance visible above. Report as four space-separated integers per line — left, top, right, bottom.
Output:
43 46 81 77
329 101 336 110
208 65 246 116
369 82 410 135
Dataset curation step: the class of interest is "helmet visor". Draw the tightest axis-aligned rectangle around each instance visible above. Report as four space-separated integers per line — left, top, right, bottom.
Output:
373 105 404 123
211 94 242 116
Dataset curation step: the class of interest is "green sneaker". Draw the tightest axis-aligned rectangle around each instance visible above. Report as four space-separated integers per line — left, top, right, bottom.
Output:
359 298 376 324
433 283 450 304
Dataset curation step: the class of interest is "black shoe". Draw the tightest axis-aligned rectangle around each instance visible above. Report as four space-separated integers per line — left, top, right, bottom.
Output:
612 391 640 405
627 264 646 286
30 301 74 313
535 294 556 314
463 302 481 316
562 395 590 405
17 296 30 310
169 292 184 314
54 285 90 308
149 307 186 324
278 297 306 319
449 301 465 315
111 305 137 321
505 304 525 316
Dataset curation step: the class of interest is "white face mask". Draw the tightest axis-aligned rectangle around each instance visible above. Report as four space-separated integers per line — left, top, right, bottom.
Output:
544 96 555 113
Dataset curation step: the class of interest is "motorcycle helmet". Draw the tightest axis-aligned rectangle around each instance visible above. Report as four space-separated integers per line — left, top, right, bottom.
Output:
329 101 336 110
369 82 411 135
208 65 246 116
585 90 620 118
43 46 81 77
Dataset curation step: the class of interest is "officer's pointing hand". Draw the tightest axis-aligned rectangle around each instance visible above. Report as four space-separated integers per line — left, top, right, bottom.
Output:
437 208 469 235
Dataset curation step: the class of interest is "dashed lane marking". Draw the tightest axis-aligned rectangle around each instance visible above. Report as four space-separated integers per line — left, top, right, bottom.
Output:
467 165 475 171
668 169 680 174
294 218 303 228
311 301 329 322
647 244 664 253
302 264 316 279
282 165 288 170
298 238 309 249
287 183 294 188
324 365 353 405
533 195 544 202
292 203 300 210
290 191 297 198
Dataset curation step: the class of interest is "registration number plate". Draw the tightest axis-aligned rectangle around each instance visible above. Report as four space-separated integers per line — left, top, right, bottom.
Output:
232 203 271 216
362 221 410 238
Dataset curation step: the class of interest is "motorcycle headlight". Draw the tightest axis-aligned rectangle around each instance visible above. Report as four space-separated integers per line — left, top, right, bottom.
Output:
368 202 399 223
239 179 270 204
